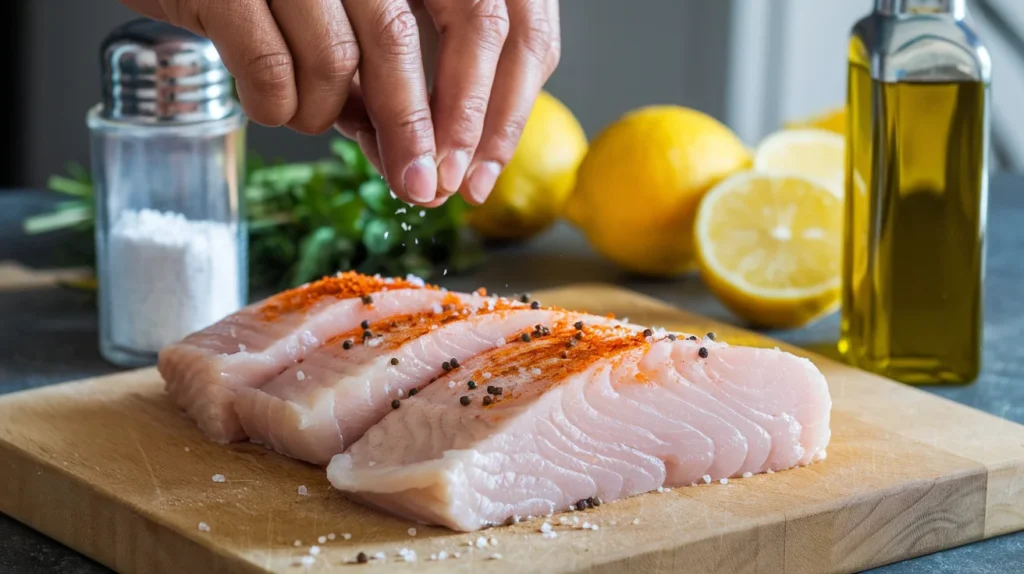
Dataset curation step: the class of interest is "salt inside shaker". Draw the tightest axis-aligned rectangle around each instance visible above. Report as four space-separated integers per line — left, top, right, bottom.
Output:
87 18 247 367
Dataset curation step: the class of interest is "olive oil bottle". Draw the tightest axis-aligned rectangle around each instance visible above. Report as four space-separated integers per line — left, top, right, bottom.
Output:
840 0 991 384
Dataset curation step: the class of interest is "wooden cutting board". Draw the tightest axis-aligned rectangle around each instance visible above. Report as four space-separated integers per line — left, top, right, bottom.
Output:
1 285 1023 574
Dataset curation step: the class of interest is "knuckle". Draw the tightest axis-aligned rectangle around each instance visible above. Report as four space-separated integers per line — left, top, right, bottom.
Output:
468 0 510 49
374 7 421 59
310 38 360 83
395 107 435 138
490 111 530 161
244 51 295 100
447 93 490 146
514 14 554 65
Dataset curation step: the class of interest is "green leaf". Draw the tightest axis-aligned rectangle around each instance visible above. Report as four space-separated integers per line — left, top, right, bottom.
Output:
358 179 399 215
362 218 399 255
291 226 336 285
23 204 93 234
331 193 365 239
47 176 93 198
66 162 92 184
331 138 362 166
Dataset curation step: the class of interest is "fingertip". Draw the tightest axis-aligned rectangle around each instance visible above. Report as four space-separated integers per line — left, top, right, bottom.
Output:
438 150 471 194
465 161 502 205
403 156 439 204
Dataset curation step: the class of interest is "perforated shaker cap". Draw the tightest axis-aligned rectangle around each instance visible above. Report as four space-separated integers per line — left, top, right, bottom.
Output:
100 18 236 123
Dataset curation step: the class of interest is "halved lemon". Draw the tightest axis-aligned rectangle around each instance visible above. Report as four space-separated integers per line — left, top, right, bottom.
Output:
753 129 845 197
694 171 842 329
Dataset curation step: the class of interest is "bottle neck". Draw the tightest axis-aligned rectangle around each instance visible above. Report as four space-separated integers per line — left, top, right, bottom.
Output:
875 0 965 18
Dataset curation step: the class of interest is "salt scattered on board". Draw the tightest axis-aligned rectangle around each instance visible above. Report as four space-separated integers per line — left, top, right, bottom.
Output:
297 485 308 496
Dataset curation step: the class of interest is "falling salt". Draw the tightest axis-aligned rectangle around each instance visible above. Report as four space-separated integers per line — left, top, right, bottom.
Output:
443 269 448 276
198 522 210 532
297 485 308 496
108 208 241 353
384 231 390 239
211 474 225 483
296 370 305 381
395 208 407 214
419 210 426 217
309 546 321 556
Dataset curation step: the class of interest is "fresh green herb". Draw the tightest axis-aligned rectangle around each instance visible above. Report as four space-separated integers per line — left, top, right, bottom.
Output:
23 139 484 291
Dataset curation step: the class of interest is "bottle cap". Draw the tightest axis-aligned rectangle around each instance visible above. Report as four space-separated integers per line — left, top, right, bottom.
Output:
100 18 236 123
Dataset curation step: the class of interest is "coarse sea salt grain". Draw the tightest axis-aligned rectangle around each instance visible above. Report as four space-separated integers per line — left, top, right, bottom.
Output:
742 472 753 478
327 533 336 541
198 522 210 532
293 540 302 547
720 478 729 485
211 474 225 483
490 553 503 560
108 208 241 352
297 485 308 496
483 372 492 379
702 475 712 484
408 528 417 536
448 381 456 388
317 536 326 544
366 338 382 348
767 468 775 474
342 533 352 540
296 370 305 381
542 531 558 539
238 343 246 352
530 368 542 376
540 522 552 534
632 518 640 525
309 546 321 556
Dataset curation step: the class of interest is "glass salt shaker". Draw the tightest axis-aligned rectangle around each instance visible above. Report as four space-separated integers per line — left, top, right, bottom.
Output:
88 19 247 367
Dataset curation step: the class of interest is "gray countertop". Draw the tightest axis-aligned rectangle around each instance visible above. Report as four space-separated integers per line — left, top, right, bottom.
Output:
1 178 1023 573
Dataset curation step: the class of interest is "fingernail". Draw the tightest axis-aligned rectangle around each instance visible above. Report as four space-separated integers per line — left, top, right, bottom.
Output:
467 161 502 204
438 150 470 194
403 156 437 203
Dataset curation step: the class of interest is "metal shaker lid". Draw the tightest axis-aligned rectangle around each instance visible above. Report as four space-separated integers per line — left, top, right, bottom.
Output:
100 18 236 123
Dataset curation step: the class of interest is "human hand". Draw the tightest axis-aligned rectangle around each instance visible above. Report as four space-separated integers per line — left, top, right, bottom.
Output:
119 0 561 207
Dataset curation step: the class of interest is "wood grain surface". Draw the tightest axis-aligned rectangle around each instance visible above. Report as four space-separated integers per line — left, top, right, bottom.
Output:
1 284 1022 574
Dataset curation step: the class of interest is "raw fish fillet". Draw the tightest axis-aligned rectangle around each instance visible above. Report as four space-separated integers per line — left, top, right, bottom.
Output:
326 323 831 531
235 301 617 465
157 273 456 443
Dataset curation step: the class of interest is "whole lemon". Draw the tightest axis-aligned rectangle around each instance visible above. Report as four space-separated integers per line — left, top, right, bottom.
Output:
469 91 588 240
565 105 751 276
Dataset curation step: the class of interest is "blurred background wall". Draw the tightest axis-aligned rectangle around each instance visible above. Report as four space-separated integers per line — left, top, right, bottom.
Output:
5 0 1022 189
